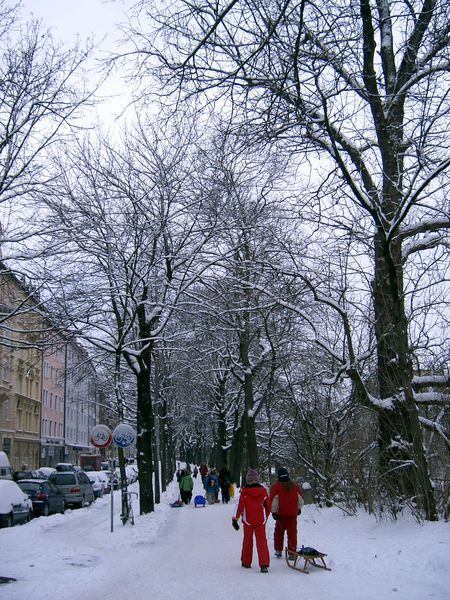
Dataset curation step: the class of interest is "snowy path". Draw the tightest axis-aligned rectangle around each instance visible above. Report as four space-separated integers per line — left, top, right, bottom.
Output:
1 475 449 600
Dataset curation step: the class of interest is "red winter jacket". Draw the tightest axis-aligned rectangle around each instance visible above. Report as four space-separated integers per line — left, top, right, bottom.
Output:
270 481 304 517
235 483 271 526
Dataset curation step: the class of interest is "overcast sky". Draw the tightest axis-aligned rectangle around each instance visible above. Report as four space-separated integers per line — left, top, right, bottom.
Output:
20 0 130 45
20 0 136 128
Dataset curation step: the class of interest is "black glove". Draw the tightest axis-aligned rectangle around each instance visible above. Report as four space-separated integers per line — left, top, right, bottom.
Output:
232 518 240 531
272 513 280 521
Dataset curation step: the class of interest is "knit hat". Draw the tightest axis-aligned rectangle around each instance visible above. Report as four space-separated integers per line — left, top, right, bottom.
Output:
246 468 260 484
277 467 289 481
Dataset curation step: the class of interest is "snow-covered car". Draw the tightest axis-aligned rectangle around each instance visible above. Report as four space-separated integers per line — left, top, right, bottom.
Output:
125 465 138 484
104 470 119 490
85 472 104 499
0 479 33 527
0 451 13 480
13 469 41 481
109 465 138 486
36 467 56 479
95 470 111 494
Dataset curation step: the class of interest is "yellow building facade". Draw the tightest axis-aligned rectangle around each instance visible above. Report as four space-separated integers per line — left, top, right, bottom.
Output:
0 266 43 470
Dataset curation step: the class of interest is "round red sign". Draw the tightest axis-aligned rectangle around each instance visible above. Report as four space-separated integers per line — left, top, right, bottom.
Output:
90 424 112 448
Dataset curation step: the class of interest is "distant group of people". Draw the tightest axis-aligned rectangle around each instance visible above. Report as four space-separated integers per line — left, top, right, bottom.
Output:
176 462 234 505
232 466 304 573
201 463 233 505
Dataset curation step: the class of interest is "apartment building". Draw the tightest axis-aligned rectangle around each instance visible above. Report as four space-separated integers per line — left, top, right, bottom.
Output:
0 265 42 470
40 339 66 466
64 338 99 465
0 264 100 470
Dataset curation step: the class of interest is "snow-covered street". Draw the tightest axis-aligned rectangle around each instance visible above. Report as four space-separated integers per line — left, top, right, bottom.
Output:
0 475 449 600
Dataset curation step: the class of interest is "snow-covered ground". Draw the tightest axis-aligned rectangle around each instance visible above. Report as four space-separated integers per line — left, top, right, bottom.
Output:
0 474 449 600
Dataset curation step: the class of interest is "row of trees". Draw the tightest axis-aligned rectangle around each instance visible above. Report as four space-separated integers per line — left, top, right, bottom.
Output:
0 1 448 520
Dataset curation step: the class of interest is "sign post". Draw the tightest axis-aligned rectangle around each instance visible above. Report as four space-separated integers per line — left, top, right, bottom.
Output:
90 425 113 531
112 424 137 526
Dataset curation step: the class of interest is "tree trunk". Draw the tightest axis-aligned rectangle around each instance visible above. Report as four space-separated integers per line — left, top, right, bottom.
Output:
136 353 155 514
229 409 245 486
159 397 168 492
153 358 161 504
373 233 437 520
239 309 259 469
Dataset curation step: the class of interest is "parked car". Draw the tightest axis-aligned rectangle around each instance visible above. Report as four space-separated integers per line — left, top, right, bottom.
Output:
0 479 33 527
13 469 41 481
36 467 57 479
95 470 111 493
104 470 119 490
55 463 74 472
0 451 13 480
125 465 138 484
49 471 95 508
17 479 65 516
85 472 104 499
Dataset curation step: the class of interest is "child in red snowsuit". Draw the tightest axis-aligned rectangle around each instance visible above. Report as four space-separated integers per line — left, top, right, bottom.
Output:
232 468 271 573
270 467 304 558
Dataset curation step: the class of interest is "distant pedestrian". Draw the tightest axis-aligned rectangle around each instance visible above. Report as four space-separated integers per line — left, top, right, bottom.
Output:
270 467 304 559
209 465 219 501
193 465 198 479
232 468 271 573
179 469 194 504
219 464 232 504
203 467 219 505
199 463 208 482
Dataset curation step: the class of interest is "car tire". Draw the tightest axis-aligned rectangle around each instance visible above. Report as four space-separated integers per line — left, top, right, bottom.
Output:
60 501 66 514
26 510 32 523
6 512 13 527
43 503 49 517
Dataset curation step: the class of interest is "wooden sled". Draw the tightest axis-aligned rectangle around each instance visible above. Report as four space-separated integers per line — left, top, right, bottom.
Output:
285 546 331 574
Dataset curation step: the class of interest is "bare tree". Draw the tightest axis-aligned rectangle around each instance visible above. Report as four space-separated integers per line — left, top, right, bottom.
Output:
125 0 450 519
31 115 218 514
0 3 93 212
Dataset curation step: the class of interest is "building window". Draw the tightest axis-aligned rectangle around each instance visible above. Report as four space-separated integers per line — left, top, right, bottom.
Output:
2 354 10 382
1 398 9 421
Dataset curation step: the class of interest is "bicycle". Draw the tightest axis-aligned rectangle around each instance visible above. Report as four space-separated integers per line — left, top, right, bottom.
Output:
120 491 138 525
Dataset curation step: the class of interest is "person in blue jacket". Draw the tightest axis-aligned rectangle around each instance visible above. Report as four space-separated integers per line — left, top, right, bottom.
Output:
203 467 219 504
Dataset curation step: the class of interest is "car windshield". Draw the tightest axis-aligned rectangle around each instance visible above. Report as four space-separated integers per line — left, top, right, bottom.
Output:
50 474 76 485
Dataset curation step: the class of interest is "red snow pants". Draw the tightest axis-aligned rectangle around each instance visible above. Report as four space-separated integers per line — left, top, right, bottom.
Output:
274 516 298 554
241 522 270 567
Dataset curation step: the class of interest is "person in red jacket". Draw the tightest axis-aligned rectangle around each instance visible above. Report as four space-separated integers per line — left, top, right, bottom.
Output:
270 467 305 559
232 468 271 573
199 463 208 482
